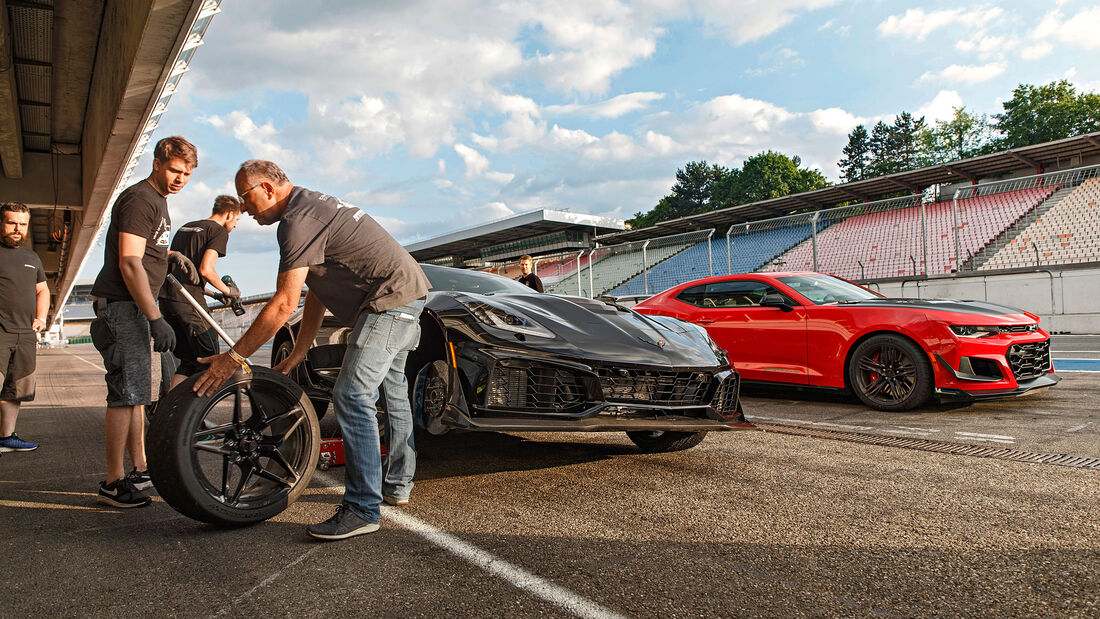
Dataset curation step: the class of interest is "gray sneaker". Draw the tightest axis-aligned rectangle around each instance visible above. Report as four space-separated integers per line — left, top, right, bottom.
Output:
383 495 409 506
307 504 380 541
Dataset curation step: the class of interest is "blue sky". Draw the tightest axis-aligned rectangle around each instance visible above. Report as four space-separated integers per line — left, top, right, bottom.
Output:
78 1 1100 294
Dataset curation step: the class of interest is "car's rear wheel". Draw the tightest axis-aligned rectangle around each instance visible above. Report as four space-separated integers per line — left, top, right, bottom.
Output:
147 367 320 526
847 334 933 411
626 430 707 453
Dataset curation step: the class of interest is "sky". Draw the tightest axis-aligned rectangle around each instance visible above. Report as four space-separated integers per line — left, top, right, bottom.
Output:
77 0 1100 295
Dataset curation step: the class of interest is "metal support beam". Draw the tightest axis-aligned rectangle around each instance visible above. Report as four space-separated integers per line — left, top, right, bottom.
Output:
0 0 25 178
941 164 977 182
838 187 868 202
888 178 920 192
1008 150 1042 170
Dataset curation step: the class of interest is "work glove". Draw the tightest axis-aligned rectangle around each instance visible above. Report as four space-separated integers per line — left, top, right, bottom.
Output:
221 283 241 301
168 252 201 286
149 317 176 352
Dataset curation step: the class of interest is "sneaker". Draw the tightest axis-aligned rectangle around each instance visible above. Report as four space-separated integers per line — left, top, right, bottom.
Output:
127 467 153 492
97 477 152 508
307 504 380 541
0 432 38 452
383 495 409 506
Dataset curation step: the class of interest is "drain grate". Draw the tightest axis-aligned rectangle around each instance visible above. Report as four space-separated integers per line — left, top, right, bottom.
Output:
756 423 1100 470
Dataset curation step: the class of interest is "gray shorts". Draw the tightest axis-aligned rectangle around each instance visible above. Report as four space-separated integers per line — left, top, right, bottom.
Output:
0 330 36 401
90 300 152 407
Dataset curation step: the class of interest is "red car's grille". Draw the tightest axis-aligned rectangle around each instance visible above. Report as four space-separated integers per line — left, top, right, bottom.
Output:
1006 340 1051 380
597 368 712 405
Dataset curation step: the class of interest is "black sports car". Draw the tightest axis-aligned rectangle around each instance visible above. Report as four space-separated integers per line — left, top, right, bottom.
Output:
274 264 749 451
148 265 749 526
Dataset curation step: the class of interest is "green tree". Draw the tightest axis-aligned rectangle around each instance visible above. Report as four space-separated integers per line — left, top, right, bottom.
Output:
627 160 725 228
892 111 926 170
712 151 829 207
919 107 993 163
839 124 871 182
994 80 1100 148
867 120 899 176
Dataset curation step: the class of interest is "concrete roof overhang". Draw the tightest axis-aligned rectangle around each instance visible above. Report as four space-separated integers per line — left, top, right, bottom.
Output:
0 0 215 321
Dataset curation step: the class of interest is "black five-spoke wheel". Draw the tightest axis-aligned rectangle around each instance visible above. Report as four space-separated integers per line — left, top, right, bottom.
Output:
148 367 320 526
847 334 933 411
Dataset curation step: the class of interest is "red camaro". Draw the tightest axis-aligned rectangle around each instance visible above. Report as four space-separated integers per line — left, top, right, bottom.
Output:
633 272 1059 411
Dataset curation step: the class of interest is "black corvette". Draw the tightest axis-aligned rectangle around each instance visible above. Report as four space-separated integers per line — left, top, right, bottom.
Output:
148 265 749 526
274 264 750 451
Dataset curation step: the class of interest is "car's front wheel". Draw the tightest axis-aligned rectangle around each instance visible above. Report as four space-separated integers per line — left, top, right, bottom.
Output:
626 430 707 453
847 334 933 411
147 367 321 526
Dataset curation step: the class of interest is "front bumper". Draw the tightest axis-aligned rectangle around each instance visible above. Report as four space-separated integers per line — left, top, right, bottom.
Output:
934 372 1061 403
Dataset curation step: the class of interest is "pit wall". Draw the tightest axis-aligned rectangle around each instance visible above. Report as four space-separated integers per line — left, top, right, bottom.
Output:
868 266 1100 334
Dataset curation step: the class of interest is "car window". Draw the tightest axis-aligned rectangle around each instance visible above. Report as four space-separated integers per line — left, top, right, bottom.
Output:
776 274 881 304
420 264 535 295
676 280 786 308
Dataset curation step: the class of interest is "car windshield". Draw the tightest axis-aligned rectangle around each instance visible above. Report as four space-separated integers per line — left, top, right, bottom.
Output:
777 274 882 304
421 264 535 295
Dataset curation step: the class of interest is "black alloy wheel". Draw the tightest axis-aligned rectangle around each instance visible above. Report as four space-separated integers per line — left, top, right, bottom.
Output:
848 334 933 411
147 367 320 526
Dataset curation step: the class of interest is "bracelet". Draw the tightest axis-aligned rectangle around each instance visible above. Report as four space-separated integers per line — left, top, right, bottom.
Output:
227 348 247 364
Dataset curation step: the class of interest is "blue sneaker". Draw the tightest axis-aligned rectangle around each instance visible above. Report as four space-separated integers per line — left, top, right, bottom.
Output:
0 432 38 452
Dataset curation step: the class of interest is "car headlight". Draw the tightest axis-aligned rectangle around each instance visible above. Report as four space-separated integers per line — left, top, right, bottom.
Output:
460 297 555 339
949 325 1002 338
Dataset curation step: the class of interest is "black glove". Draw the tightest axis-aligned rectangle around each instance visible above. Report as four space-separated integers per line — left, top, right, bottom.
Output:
149 317 176 352
168 252 201 286
222 283 241 300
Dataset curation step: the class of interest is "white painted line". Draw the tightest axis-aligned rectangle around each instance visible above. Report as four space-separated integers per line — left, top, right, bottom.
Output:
955 431 1016 440
1066 422 1092 433
213 547 321 617
954 432 1015 444
882 429 934 437
891 426 939 433
749 415 873 431
1030 411 1058 416
310 471 626 619
64 350 105 371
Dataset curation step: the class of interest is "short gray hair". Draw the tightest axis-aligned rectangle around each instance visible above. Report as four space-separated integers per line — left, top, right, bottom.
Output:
238 160 290 185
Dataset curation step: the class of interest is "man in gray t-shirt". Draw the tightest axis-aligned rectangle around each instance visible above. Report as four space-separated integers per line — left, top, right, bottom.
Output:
195 159 429 541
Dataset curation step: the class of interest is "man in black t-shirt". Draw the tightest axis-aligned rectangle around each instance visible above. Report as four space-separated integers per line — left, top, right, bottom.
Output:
160 195 242 390
0 202 49 455
516 254 543 292
195 159 430 541
89 136 199 508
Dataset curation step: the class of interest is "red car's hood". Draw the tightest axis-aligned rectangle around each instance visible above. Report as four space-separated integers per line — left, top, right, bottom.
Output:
835 298 1038 323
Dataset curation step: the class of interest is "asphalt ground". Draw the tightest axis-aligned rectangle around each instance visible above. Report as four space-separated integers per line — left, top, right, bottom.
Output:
1 344 1097 618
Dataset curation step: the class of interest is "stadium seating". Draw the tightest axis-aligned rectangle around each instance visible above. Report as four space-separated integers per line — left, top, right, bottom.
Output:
550 241 692 297
607 222 817 295
764 187 1054 280
979 178 1100 270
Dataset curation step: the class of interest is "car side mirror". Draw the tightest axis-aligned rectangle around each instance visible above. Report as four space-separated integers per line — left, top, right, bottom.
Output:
760 294 794 312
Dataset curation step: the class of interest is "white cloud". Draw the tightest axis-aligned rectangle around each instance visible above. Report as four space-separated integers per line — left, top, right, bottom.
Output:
454 143 490 178
549 125 599 148
1020 43 1053 60
1030 7 1100 50
545 92 665 119
204 110 304 166
693 0 840 45
746 47 805 77
915 90 964 124
920 62 1006 85
878 7 1003 41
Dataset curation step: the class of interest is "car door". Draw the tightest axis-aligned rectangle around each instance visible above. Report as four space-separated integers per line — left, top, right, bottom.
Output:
675 279 808 384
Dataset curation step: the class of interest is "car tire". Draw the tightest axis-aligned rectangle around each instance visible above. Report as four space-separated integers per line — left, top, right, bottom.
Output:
626 430 707 453
847 334 933 412
147 367 321 526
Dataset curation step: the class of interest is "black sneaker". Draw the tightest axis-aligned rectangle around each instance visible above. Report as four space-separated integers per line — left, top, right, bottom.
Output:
127 468 153 492
307 504 380 541
97 477 152 508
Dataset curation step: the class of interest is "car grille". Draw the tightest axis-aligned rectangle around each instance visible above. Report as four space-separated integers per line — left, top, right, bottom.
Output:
1006 340 1051 380
486 363 587 411
596 368 712 405
712 374 740 417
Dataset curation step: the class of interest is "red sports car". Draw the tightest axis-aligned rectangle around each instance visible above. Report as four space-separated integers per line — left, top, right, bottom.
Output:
632 272 1059 411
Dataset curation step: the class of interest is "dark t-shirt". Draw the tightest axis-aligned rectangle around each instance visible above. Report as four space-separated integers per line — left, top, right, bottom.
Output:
91 180 171 301
517 273 544 293
0 245 46 334
277 187 429 327
160 219 228 317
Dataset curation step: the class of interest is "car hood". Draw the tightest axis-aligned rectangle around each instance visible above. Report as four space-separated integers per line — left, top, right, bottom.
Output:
436 292 724 367
834 298 1038 322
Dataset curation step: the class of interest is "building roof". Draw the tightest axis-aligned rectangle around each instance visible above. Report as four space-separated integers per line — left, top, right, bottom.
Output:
405 209 625 262
599 131 1100 243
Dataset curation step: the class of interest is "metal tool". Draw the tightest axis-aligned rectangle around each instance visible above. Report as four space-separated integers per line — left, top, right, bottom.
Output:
166 274 251 374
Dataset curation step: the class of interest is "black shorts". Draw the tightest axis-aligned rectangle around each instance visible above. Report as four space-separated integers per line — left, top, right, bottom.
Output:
90 301 152 407
0 330 37 401
164 312 219 376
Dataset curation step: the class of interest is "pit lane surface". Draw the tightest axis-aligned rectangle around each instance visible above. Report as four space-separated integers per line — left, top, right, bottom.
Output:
2 345 1097 617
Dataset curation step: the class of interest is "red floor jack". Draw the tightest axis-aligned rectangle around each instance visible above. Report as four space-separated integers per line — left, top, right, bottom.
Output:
318 437 387 469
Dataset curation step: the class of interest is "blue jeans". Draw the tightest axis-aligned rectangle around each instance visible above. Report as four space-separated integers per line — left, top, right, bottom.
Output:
332 298 424 523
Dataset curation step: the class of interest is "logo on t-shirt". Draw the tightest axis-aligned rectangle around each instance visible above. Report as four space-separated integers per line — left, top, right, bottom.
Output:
24 264 36 269
155 217 171 246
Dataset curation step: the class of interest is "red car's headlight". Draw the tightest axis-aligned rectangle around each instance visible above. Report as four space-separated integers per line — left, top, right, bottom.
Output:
949 324 1037 338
